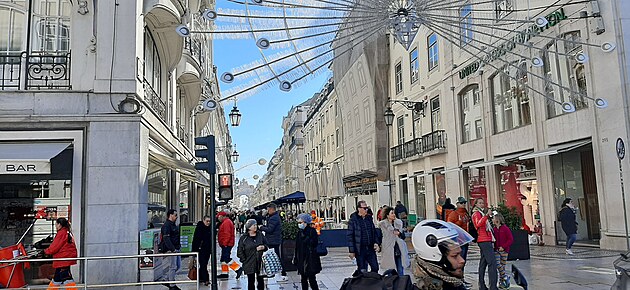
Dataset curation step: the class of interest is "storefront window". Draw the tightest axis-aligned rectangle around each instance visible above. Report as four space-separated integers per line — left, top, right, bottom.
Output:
415 175 426 221
463 167 487 205
460 85 481 142
148 165 169 228
491 62 531 133
497 159 537 231
433 172 446 219
543 31 588 117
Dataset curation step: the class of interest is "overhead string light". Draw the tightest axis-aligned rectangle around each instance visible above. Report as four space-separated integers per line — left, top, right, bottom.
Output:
183 0 615 108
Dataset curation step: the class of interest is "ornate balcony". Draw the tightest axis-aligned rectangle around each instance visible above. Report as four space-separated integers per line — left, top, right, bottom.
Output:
184 37 204 69
143 78 167 122
0 51 71 90
390 130 447 162
176 119 190 145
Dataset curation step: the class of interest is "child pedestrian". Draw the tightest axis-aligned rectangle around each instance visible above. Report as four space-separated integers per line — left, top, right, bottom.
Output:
492 213 514 289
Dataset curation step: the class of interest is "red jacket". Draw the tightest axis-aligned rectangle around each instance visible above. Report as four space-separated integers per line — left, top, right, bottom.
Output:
471 210 493 243
493 224 514 253
45 228 78 268
218 218 235 247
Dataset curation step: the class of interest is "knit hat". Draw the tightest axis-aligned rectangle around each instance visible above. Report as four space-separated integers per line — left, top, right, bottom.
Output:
245 219 258 230
297 213 313 224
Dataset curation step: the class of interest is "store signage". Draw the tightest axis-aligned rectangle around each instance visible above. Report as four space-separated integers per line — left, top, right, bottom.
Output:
458 8 568 79
0 161 51 174
344 176 377 189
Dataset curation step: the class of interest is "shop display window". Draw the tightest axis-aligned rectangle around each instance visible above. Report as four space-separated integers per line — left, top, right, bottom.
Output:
415 175 426 221
463 167 487 206
433 172 446 219
148 166 169 228
497 159 538 232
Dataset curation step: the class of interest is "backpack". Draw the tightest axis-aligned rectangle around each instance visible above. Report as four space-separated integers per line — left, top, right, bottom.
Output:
340 269 414 290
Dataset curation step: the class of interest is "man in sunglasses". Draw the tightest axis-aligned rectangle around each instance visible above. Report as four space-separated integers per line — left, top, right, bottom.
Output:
347 200 381 273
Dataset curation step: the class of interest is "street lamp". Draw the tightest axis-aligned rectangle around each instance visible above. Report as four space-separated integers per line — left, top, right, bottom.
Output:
384 107 395 126
384 106 395 206
231 149 239 163
229 105 242 127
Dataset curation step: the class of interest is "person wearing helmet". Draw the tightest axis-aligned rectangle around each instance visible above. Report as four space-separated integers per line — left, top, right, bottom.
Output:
411 219 473 290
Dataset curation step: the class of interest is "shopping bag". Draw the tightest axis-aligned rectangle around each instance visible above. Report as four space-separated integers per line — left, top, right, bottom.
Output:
261 249 282 275
188 258 197 280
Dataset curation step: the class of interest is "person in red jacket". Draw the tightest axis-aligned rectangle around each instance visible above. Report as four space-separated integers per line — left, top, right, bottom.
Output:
217 211 242 279
44 218 78 289
471 198 498 290
492 213 514 289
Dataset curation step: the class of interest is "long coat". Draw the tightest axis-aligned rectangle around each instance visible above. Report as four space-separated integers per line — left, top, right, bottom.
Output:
237 231 268 275
378 219 409 271
559 206 578 235
293 226 322 276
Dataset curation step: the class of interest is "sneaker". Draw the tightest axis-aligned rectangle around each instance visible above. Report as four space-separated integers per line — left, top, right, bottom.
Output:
217 274 229 279
276 275 289 282
566 249 575 255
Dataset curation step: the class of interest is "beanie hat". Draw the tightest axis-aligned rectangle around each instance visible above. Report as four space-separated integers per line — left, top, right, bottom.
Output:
245 219 258 230
297 213 313 224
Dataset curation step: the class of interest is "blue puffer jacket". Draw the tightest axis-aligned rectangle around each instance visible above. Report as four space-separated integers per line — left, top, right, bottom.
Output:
260 212 282 246
347 212 382 255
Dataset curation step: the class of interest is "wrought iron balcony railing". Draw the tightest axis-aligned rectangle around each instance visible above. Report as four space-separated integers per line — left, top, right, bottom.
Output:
184 37 204 69
143 78 167 122
0 51 71 90
390 130 447 162
176 120 190 146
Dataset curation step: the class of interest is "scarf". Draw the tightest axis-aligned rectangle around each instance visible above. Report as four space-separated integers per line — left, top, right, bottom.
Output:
473 207 495 242
412 256 463 290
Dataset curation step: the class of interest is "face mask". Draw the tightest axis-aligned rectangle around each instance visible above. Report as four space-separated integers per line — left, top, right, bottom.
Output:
298 223 306 230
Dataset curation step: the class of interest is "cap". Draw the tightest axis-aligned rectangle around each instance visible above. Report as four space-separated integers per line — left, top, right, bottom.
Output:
216 211 227 217
456 197 467 204
311 210 316 215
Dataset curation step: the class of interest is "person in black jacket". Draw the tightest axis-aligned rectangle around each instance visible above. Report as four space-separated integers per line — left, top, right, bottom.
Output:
158 209 181 290
237 219 268 290
191 215 212 285
294 213 322 290
559 198 578 255
259 203 287 281
347 200 381 273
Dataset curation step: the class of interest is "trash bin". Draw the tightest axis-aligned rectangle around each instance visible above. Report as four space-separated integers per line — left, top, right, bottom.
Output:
0 244 28 288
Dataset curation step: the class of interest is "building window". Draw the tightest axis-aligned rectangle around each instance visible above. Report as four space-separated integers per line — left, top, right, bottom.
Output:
543 31 588 117
460 3 473 45
473 89 480 105
32 0 72 52
434 172 447 219
495 0 514 20
463 167 487 204
354 106 360 130
475 119 482 138
358 60 367 87
0 3 26 54
395 62 403 94
363 101 371 125
144 29 162 96
415 175 426 221
336 128 340 147
463 123 470 142
349 72 356 94
460 85 481 142
428 33 439 71
491 62 531 133
431 97 441 131
334 100 339 116
397 116 405 145
410 48 419 84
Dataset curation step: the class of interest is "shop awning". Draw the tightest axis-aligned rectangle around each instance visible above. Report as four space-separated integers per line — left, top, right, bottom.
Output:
518 140 591 160
0 142 70 174
469 151 532 168
275 191 306 204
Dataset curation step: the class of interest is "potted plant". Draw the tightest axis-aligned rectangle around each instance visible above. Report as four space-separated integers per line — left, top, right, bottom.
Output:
491 203 530 261
281 220 299 271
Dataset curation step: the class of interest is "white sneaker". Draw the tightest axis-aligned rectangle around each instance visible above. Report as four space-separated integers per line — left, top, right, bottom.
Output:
276 275 289 282
566 249 574 255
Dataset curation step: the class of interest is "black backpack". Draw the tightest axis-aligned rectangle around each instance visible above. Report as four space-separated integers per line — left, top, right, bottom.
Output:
341 269 414 290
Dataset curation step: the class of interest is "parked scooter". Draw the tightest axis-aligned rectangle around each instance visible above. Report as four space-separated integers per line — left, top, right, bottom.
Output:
612 252 630 289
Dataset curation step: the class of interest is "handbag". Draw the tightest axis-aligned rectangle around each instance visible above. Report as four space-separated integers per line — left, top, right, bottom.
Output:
316 238 328 256
261 249 282 276
393 243 401 257
188 264 197 280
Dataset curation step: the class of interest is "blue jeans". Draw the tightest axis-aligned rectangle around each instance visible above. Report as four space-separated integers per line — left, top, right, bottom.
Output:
566 233 577 250
356 245 379 273
394 255 404 275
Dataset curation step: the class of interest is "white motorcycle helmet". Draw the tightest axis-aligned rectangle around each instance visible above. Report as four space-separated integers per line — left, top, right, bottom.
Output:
412 219 474 262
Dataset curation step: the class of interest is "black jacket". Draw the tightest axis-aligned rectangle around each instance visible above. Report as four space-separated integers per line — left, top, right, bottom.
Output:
294 226 322 276
559 206 578 235
260 212 282 246
347 212 381 255
191 221 212 254
237 231 268 275
160 219 180 252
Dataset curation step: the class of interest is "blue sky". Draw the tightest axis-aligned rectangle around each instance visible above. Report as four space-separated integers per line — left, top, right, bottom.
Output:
213 38 331 184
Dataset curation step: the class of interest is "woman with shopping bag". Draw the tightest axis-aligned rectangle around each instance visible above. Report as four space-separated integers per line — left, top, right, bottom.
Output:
293 213 322 290
237 219 268 290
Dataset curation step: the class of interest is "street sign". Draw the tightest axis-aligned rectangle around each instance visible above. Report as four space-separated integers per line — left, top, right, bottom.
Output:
617 138 626 160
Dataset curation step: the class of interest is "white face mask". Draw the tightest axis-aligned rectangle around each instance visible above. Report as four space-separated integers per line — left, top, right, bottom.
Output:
298 223 306 230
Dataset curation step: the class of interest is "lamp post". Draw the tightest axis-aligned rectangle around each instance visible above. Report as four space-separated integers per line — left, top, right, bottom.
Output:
384 107 395 206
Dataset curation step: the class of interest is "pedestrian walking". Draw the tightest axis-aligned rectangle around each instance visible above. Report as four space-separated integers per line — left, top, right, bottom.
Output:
471 198 498 290
217 211 243 279
237 219 268 290
411 219 473 290
492 213 514 289
394 201 408 219
378 206 409 275
294 213 322 290
441 198 456 221
191 215 212 285
259 203 288 282
347 200 381 273
559 198 578 255
44 218 78 290
157 209 181 290
447 197 472 288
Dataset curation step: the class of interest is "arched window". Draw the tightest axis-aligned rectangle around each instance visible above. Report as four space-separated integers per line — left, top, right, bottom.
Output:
0 1 26 54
